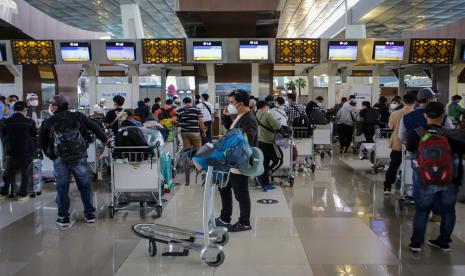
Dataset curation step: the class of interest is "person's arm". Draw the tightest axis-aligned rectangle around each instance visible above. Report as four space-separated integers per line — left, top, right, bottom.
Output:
30 120 38 138
398 118 408 142
388 111 396 130
241 114 258 145
197 109 206 135
266 112 281 130
39 120 50 156
222 107 232 130
81 113 108 143
406 131 419 153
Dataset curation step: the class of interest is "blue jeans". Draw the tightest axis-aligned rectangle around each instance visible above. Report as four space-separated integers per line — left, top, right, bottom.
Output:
410 177 458 247
53 158 95 217
411 157 441 214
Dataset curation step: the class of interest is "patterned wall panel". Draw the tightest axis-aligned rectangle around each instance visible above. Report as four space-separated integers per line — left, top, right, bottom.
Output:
11 40 56 65
142 39 185 64
276 39 320 64
409 39 456 64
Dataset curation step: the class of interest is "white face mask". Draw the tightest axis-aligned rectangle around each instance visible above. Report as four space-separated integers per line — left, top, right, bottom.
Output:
30 100 39 107
227 104 238 115
390 103 398 110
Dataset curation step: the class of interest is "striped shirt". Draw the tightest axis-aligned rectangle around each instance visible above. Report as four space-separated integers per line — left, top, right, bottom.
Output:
176 105 203 133
285 104 305 126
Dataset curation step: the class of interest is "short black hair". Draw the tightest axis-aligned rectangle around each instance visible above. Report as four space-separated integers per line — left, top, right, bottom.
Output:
165 99 173 105
195 94 200 100
155 97 161 103
341 97 347 102
9 95 19 101
424 102 445 119
349 95 356 100
201 93 209 101
393 95 402 101
362 101 371 108
452 95 462 101
403 93 415 104
183 97 192 104
257 100 268 109
13 101 27 111
276 97 285 105
379 96 387 104
265 95 274 102
316 96 324 102
113 95 125 106
144 98 150 103
287 94 296 101
230 89 250 107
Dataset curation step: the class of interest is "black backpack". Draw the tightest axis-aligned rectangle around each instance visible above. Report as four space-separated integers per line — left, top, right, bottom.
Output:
290 105 314 138
114 126 151 161
51 117 87 161
365 108 380 124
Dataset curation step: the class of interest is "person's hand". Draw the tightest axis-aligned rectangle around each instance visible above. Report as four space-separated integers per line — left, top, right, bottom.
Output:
223 107 229 116
105 138 113 146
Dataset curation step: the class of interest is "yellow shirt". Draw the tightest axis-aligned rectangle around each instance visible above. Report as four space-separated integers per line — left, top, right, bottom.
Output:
389 105 413 151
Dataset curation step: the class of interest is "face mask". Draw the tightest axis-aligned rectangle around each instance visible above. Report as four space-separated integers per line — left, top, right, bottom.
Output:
390 103 398 110
30 100 39 107
227 104 238 115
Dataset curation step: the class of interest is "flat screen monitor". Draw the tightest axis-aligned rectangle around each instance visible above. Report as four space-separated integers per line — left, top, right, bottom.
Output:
106 42 136 61
193 41 222 61
239 40 269 60
60 42 91 62
328 41 358 61
373 41 404 61
0 43 6 61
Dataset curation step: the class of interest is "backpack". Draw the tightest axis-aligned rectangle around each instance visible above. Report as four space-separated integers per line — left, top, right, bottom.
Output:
365 108 380 124
51 117 87 161
114 126 151 161
290 105 314 138
159 107 174 121
415 127 453 185
192 128 253 172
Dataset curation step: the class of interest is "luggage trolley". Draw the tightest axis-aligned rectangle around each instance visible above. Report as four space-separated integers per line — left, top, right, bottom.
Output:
372 128 393 174
108 145 164 218
87 138 109 178
293 127 316 173
352 122 365 152
131 166 229 267
313 122 333 159
164 128 179 175
397 147 414 210
270 138 295 187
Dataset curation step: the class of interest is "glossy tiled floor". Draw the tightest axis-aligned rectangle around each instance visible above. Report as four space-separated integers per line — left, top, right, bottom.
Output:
1 153 465 276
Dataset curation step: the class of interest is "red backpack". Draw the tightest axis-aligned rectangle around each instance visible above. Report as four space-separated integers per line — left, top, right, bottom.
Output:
415 127 453 185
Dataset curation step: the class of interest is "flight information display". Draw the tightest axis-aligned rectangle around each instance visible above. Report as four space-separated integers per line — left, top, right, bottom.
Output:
373 41 404 61
0 43 6 61
60 42 91 62
328 41 358 61
193 41 222 61
106 42 136 61
239 40 269 60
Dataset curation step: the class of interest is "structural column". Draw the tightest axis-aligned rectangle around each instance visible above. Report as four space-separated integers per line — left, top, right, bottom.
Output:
327 63 338 108
398 68 405 97
371 64 383 104
160 68 167 102
128 64 139 106
449 64 465 97
83 64 97 107
251 63 259 98
206 64 216 107
120 3 145 38
306 68 314 100
5 65 23 100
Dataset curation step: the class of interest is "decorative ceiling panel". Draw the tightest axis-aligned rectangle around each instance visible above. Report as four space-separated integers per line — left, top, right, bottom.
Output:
11 40 56 65
409 39 456 64
142 39 185 64
276 39 320 64
24 0 186 38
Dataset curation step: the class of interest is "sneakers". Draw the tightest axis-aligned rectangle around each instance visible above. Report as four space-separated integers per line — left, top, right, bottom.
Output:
215 217 231 228
228 222 252 232
85 214 96 223
430 214 442 223
56 217 71 227
383 188 392 195
427 240 451 252
408 243 422 253
17 196 30 202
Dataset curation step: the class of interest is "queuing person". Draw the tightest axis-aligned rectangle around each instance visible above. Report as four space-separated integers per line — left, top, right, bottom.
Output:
391 96 404 111
104 95 132 135
143 98 151 108
270 96 288 126
315 96 326 113
197 93 214 141
249 97 257 113
383 94 415 195
306 101 328 125
285 94 306 126
6 95 19 118
173 96 182 108
176 97 205 149
336 99 357 153
256 101 281 191
134 100 150 123
155 99 177 128
333 97 347 116
0 101 37 200
407 102 459 253
151 97 162 114
265 95 276 109
374 96 390 127
447 95 465 124
39 95 109 227
25 93 40 128
218 89 258 232
92 98 106 116
194 94 201 105
359 101 378 143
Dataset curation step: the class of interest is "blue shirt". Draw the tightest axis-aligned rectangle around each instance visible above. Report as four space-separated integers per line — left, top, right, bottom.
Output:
0 102 4 120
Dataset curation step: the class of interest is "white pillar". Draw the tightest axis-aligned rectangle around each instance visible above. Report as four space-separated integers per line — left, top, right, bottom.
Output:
251 63 259 98
449 64 465 98
128 65 139 108
120 3 144 38
206 64 216 107
327 63 338 108
83 64 97 106
307 68 314 100
5 65 23 100
398 68 405 96
371 64 383 104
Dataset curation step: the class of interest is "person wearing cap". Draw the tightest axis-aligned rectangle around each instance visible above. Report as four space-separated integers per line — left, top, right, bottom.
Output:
406 102 460 253
336 99 358 153
92 98 106 116
39 95 109 227
26 93 40 128
0 101 37 201
399 88 453 223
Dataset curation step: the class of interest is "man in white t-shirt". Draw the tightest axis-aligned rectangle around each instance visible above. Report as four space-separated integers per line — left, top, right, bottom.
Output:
92 98 106 116
270 96 288 126
197 93 214 141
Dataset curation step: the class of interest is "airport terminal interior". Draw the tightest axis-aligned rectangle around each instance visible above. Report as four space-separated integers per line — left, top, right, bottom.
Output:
2 0 465 276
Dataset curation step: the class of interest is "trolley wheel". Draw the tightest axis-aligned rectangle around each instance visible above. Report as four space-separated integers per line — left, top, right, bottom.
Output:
215 232 229 246
289 178 295 187
139 202 145 208
320 152 325 159
148 239 157 257
310 164 316 173
155 206 163 218
109 206 115 218
206 251 225 267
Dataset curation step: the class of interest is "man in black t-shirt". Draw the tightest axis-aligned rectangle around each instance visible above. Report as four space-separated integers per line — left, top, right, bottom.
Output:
176 97 206 148
104 95 132 135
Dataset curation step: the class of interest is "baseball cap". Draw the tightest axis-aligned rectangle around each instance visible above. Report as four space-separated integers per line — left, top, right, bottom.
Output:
238 147 264 177
417 88 435 101
424 102 445 118
49 95 69 107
